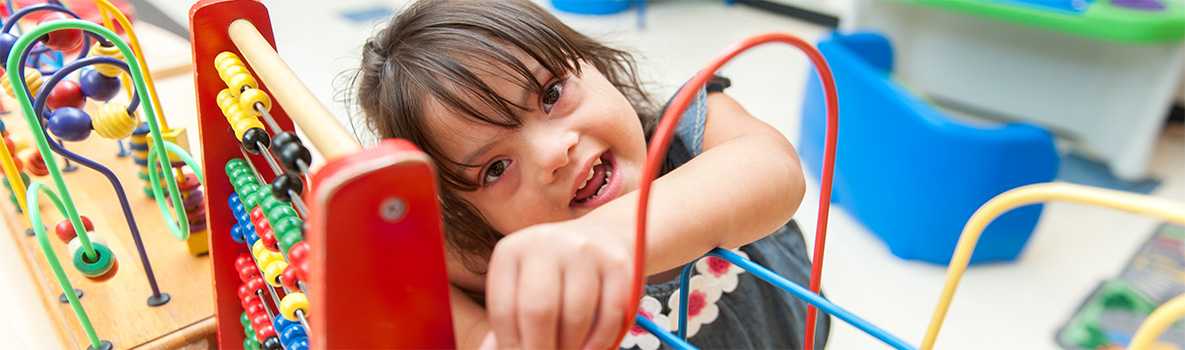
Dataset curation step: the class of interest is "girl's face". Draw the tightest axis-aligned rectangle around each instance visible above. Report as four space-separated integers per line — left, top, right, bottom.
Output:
424 57 647 235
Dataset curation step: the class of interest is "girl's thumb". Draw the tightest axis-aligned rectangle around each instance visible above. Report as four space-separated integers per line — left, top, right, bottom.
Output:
478 331 498 350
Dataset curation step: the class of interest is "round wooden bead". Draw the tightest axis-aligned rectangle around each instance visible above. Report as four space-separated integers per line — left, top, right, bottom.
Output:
261 336 282 350
270 173 302 201
280 292 307 321
46 80 86 110
239 88 270 113
40 13 84 52
88 43 124 77
251 314 270 330
238 264 258 283
231 223 245 244
247 276 266 294
243 338 259 350
21 150 48 176
283 337 308 350
287 241 308 274
93 102 138 139
0 33 18 66
236 253 254 270
240 311 251 328
241 128 270 154
245 301 265 319
79 69 121 102
47 107 93 142
263 260 286 287
54 215 93 242
238 284 254 302
280 265 300 292
71 238 116 279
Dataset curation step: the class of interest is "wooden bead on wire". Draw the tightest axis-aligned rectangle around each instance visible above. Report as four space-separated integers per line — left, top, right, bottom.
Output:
40 13 84 52
46 80 85 110
263 260 287 288
79 69 121 102
216 88 267 148
215 52 257 94
2 67 44 97
69 233 118 282
279 292 307 321
89 43 125 78
239 87 270 114
280 264 300 292
20 149 48 176
270 132 310 174
271 173 302 201
93 102 139 139
54 215 93 242
47 107 93 141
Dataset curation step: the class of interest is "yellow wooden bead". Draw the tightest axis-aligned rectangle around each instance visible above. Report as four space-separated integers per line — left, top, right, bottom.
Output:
251 239 267 258
238 88 270 114
263 260 287 287
93 102 138 139
90 44 125 77
217 89 237 110
280 292 307 321
226 70 257 94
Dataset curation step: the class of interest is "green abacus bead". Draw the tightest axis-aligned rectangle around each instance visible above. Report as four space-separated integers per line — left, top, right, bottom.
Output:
242 184 264 208
272 215 302 234
226 159 247 174
72 241 115 277
278 232 302 254
244 338 260 350
240 312 250 328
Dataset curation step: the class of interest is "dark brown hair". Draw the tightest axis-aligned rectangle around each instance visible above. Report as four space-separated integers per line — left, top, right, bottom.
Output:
351 0 657 272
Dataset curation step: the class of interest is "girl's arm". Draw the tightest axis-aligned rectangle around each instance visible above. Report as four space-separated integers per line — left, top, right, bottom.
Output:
579 91 806 276
449 285 493 350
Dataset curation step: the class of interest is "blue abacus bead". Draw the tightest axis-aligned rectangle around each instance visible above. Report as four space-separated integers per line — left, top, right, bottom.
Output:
245 223 259 244
47 107 94 142
79 69 122 102
231 223 244 243
229 194 245 217
0 33 17 65
280 323 304 341
284 337 308 350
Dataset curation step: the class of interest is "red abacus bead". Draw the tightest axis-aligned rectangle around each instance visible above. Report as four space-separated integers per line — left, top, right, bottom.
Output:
3 137 14 154
241 294 259 309
255 325 276 340
40 13 84 52
239 265 259 283
236 253 254 269
238 284 253 301
288 241 308 264
46 80 85 110
280 265 299 291
251 313 270 327
250 207 265 223
247 276 265 293
260 228 278 252
245 300 264 315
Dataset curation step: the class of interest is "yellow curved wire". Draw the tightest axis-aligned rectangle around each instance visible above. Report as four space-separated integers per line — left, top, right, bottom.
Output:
0 131 27 212
921 182 1185 350
1128 293 1185 350
92 0 170 131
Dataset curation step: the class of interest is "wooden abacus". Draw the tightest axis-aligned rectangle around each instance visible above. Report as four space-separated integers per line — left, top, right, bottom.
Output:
0 1 218 349
190 0 454 348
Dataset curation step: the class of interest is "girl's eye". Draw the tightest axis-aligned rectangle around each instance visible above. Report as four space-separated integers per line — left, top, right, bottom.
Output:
482 159 512 186
541 80 564 114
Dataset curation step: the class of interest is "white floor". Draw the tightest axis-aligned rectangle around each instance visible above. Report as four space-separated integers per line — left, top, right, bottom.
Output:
2 1 1183 349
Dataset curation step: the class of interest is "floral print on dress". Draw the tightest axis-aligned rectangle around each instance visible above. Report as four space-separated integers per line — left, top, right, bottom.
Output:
695 249 748 292
619 295 671 350
666 275 723 338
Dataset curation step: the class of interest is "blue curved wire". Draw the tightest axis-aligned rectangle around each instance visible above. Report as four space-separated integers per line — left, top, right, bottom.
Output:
708 248 915 349
637 315 696 350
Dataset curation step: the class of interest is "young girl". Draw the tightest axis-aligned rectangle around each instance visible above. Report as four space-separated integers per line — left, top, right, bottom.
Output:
352 0 829 349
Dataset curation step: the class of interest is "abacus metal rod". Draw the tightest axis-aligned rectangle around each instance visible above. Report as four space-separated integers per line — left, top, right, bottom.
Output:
254 103 310 174
253 141 309 218
228 19 359 160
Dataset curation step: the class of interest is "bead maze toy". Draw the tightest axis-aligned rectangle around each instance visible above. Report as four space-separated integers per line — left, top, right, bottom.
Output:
187 1 1185 350
0 1 219 349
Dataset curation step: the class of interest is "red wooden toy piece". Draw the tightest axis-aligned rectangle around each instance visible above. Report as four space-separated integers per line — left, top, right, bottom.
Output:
53 215 93 242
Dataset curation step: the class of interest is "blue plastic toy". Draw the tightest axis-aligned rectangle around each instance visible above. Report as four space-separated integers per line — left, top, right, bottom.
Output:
799 31 1060 264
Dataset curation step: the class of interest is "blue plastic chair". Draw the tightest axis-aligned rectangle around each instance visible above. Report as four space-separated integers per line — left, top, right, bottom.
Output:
799 31 1060 265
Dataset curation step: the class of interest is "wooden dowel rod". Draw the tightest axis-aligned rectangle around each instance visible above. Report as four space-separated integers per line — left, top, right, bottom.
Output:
227 19 359 160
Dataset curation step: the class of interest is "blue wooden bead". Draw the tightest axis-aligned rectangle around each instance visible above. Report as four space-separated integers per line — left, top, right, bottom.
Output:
79 69 122 102
284 337 308 350
0 33 17 66
279 322 304 341
231 223 244 243
47 107 93 142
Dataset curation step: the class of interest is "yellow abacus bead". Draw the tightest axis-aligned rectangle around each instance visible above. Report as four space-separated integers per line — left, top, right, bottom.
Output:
217 89 237 109
280 292 307 321
214 52 241 70
251 239 267 258
226 70 257 95
89 44 125 77
263 260 287 287
93 102 138 139
238 88 270 114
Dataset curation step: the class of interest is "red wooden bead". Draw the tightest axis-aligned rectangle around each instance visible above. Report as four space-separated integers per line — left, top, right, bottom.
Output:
260 227 277 252
238 284 253 301
251 313 270 327
247 276 265 293
240 294 259 309
53 216 93 242
280 265 300 292
255 324 276 340
46 80 85 110
239 265 258 283
21 151 48 177
250 207 265 222
236 253 254 269
84 258 118 282
3 137 14 154
246 301 265 318
40 13 84 52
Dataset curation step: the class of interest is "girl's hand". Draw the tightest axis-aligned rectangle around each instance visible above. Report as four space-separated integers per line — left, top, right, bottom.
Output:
482 218 633 350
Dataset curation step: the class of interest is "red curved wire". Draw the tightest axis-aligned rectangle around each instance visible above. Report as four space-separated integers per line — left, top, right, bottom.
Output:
619 32 839 350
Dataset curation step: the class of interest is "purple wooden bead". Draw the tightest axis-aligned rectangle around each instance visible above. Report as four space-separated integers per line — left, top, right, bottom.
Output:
79 69 122 102
47 107 93 142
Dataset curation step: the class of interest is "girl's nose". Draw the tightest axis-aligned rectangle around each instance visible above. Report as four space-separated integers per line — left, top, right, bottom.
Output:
531 128 579 184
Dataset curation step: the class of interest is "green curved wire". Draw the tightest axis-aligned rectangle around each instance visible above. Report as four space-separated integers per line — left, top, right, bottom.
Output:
5 20 190 245
26 181 102 349
147 141 204 240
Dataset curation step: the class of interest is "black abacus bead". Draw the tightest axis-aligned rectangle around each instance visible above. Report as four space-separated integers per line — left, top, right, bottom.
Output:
262 336 283 350
271 173 303 201
241 128 271 154
273 136 310 173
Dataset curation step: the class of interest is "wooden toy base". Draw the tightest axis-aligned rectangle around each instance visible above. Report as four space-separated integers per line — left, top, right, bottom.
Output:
0 102 215 348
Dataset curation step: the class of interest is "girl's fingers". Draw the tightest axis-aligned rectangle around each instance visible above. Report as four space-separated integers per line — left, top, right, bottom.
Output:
517 255 562 350
478 331 497 350
558 260 599 350
582 264 629 350
486 251 522 350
